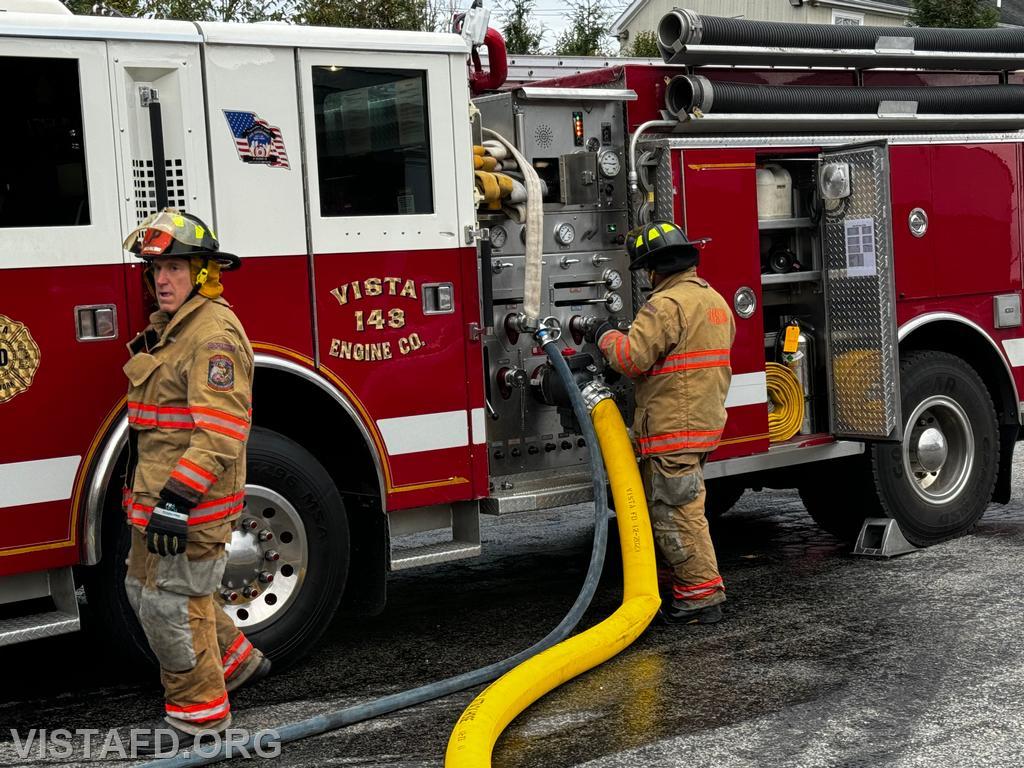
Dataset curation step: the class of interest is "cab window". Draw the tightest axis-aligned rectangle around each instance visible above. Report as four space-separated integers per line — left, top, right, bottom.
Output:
312 66 433 217
0 57 90 227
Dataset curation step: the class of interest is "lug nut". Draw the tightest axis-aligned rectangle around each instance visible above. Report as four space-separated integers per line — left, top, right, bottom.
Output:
258 571 274 584
258 529 274 542
240 518 259 530
243 585 260 599
264 550 280 562
220 589 239 603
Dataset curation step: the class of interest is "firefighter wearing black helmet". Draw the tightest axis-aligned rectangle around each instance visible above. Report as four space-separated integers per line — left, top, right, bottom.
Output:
120 209 270 753
588 220 736 625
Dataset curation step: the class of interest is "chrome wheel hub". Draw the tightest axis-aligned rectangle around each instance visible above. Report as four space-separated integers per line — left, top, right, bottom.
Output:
902 396 973 505
219 485 308 631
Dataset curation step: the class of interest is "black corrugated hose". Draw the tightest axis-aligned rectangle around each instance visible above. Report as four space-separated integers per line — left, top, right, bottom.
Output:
659 8 1024 54
666 74 1024 116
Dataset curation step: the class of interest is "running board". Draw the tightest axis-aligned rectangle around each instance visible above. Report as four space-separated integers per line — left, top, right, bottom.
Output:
0 568 80 647
388 501 481 571
482 468 595 515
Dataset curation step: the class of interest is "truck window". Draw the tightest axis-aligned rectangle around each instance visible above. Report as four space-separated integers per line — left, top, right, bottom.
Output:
0 57 90 228
312 66 433 217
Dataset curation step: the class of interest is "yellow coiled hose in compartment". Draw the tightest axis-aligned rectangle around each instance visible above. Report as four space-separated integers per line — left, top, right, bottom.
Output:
766 361 805 442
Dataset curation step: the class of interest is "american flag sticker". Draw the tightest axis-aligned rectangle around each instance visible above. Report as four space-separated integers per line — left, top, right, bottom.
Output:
223 110 290 169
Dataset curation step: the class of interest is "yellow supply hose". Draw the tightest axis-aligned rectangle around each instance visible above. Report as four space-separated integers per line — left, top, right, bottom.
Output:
445 398 661 768
766 361 804 442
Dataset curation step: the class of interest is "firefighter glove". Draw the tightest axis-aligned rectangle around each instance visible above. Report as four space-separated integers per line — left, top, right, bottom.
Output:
588 319 617 345
146 501 189 556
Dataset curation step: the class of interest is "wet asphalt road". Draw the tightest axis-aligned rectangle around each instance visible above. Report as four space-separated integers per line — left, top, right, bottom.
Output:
5 450 1024 767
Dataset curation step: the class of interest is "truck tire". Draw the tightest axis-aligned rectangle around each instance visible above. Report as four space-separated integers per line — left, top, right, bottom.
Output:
870 351 998 547
705 479 744 519
84 426 350 670
798 454 883 541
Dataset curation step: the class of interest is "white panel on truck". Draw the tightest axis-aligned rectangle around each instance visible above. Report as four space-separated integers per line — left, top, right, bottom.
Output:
203 44 306 260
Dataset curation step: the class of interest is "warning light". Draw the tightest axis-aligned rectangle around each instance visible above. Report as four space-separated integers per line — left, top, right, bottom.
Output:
572 111 584 147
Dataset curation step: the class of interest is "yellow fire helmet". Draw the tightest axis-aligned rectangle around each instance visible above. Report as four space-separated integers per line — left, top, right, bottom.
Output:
123 209 240 271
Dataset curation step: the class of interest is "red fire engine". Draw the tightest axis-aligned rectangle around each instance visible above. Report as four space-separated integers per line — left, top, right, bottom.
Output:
2 2 1022 666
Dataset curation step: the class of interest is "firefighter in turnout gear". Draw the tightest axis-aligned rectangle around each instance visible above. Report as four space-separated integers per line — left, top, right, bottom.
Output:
589 221 736 625
121 210 270 752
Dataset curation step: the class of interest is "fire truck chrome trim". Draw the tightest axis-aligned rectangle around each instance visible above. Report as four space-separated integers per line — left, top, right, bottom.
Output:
702 439 864 480
0 456 82 510
650 130 1024 151
669 114 1024 135
83 419 129 566
376 411 471 456
898 312 1022 424
515 87 638 102
254 354 385 499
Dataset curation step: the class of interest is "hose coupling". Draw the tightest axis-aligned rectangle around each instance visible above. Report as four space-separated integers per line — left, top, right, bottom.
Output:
580 380 615 412
533 316 562 347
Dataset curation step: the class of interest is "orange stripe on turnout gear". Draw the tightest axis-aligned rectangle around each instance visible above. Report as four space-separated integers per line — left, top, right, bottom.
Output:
650 348 730 376
637 428 724 455
165 692 230 723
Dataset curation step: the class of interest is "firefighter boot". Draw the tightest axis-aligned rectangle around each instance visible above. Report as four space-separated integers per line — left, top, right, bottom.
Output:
130 714 231 756
661 601 723 626
226 653 272 693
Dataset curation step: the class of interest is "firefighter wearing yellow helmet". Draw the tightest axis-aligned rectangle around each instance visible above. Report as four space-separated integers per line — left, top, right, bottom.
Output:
588 220 736 625
121 209 269 753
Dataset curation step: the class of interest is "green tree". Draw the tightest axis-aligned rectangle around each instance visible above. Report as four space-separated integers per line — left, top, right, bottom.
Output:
553 0 611 56
499 0 544 55
293 0 429 30
68 0 284 21
621 29 659 57
910 0 999 28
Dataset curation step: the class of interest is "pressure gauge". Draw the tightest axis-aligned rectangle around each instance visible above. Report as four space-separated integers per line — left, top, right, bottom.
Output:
605 292 624 313
602 269 623 290
490 225 508 249
598 151 622 178
554 223 576 247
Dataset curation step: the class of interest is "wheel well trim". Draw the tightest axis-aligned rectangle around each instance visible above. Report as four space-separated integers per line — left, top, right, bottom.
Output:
82 416 128 566
898 311 1021 423
254 353 386 501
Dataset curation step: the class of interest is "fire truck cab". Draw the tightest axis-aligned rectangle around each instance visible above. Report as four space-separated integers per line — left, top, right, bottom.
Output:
1 3 1021 667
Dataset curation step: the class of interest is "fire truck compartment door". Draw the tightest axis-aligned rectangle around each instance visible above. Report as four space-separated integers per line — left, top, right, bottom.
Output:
107 42 213 233
818 142 902 442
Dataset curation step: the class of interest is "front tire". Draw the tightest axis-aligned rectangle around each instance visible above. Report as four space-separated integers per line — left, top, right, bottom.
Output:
84 426 350 670
871 351 997 547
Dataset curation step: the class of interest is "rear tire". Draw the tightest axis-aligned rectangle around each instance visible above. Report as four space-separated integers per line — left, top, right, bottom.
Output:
705 479 744 519
798 454 882 541
870 351 997 547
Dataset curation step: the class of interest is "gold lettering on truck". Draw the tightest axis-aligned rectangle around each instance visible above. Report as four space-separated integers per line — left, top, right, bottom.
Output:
327 278 426 363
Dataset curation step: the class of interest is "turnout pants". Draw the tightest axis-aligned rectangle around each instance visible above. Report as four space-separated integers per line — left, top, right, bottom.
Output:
643 455 726 608
125 521 263 732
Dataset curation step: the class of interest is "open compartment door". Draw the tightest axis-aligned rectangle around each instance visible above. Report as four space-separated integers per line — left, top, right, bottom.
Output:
818 141 901 441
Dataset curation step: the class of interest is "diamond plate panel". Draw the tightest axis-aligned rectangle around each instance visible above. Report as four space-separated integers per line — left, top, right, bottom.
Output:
655 149 675 222
821 143 900 439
